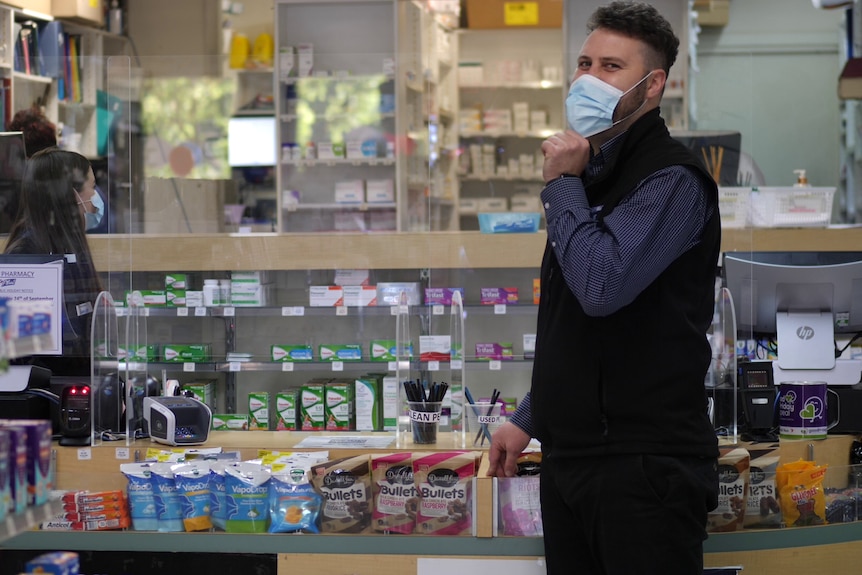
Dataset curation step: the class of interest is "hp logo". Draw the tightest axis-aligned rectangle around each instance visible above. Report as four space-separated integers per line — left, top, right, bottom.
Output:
796 326 815 340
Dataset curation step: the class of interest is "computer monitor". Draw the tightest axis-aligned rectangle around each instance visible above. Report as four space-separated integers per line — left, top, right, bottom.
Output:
227 116 276 167
670 130 741 187
722 251 862 380
0 131 27 233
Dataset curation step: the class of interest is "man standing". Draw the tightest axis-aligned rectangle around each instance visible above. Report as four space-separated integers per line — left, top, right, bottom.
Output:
487 2 720 573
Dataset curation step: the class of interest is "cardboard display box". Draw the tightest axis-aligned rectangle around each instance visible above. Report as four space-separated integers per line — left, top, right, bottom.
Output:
53 0 105 27
143 178 235 234
5 0 52 15
466 0 562 29
693 0 729 27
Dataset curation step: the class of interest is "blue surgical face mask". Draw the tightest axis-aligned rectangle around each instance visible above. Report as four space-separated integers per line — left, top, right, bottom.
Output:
85 189 105 230
565 72 652 137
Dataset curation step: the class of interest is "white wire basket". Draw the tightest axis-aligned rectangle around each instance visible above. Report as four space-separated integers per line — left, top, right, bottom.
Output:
717 187 751 229
748 187 835 228
717 186 835 228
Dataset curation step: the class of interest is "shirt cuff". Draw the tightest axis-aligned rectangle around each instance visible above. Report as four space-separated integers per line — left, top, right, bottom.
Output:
510 392 534 438
540 175 590 223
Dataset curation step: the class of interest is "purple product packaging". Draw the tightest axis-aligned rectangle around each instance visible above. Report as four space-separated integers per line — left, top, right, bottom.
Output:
0 297 9 338
475 342 514 361
2 425 28 513
480 287 518 305
0 419 52 506
0 429 8 520
424 288 465 306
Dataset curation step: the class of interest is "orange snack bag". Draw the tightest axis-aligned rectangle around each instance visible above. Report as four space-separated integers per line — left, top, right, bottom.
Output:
776 459 827 527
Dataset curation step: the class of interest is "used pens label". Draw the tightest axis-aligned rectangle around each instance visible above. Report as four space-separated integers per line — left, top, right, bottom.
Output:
409 410 441 423
478 415 501 424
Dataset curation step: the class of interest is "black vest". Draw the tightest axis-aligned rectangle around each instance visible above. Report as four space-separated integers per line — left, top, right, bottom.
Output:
531 109 721 459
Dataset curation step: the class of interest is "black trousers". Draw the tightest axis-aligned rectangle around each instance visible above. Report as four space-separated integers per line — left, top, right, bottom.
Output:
540 453 719 575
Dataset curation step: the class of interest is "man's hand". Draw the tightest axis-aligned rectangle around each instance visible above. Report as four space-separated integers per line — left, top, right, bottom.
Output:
541 130 590 182
486 422 531 478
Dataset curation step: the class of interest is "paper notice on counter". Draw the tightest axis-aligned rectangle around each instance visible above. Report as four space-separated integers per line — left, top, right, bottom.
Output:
294 436 394 449
418 559 547 575
0 257 64 355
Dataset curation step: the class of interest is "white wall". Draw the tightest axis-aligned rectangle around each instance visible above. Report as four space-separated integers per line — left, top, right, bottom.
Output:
693 1 844 188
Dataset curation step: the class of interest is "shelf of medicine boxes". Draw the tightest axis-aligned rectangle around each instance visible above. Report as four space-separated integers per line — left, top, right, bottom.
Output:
85 228 862 273
112 304 535 372
115 359 534 375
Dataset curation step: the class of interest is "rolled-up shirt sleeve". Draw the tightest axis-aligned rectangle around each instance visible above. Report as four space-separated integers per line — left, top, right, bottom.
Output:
509 392 534 438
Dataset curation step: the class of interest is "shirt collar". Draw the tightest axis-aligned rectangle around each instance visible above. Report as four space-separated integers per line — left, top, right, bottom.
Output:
586 131 628 181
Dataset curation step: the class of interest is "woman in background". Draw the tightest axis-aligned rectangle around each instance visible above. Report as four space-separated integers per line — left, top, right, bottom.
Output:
4 148 104 376
7 106 58 156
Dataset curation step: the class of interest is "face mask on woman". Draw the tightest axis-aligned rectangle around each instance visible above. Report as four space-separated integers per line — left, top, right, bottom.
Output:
84 189 105 230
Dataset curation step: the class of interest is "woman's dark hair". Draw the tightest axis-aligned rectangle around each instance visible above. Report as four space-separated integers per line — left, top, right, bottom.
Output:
4 148 102 294
7 107 58 157
588 1 680 74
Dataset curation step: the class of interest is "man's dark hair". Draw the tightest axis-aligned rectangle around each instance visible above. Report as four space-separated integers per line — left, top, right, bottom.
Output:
588 1 679 73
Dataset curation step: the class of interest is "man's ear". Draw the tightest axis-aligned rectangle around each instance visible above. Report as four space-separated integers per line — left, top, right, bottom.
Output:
648 69 667 99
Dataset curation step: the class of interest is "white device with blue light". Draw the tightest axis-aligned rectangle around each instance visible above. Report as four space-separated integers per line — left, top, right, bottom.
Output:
143 395 212 446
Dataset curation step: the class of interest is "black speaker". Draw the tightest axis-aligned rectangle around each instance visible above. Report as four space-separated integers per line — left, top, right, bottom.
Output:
827 385 862 434
59 385 91 446
126 374 161 437
740 388 778 442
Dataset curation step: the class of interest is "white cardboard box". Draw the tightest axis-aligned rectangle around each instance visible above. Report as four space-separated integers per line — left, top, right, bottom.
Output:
366 179 394 203
343 285 378 307
335 180 365 203
309 286 344 307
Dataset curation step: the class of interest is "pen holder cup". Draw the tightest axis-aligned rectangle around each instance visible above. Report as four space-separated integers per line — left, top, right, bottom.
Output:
465 402 505 448
408 401 443 444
